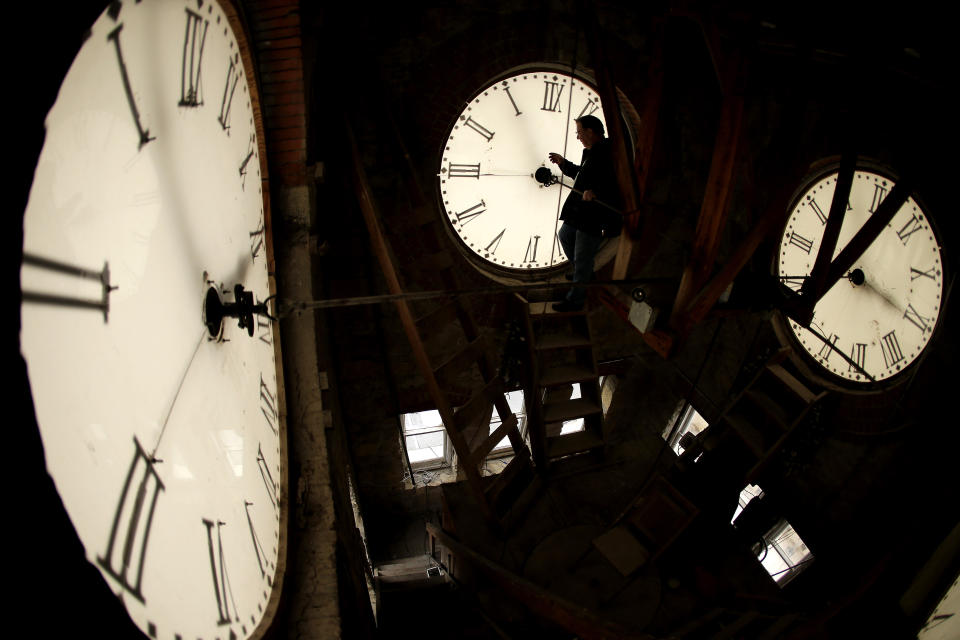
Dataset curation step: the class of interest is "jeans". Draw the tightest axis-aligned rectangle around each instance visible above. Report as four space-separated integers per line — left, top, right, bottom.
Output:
558 222 603 304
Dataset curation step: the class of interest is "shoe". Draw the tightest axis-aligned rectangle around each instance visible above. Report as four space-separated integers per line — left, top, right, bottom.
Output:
551 300 584 312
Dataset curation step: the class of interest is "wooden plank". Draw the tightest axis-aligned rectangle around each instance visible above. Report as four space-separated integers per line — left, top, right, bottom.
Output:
535 333 593 351
539 364 596 387
670 92 744 327
469 414 518 465
433 336 485 391
426 524 656 640
613 21 665 279
346 122 492 519
766 363 818 404
546 430 604 459
543 398 601 424
453 376 505 434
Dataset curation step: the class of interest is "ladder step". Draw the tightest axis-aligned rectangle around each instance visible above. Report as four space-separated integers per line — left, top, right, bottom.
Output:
742 389 790 431
546 430 604 459
539 364 597 387
415 301 459 337
528 301 587 316
543 397 601 423
536 333 593 351
766 363 817 404
433 336 485 390
470 414 518 465
724 413 767 458
453 377 505 434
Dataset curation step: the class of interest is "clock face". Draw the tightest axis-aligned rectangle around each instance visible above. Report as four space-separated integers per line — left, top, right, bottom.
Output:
439 70 606 271
777 166 944 384
19 1 284 638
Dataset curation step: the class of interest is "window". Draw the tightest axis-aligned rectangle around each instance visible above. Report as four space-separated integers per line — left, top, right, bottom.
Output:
758 519 813 586
401 409 449 470
733 485 813 587
663 401 709 454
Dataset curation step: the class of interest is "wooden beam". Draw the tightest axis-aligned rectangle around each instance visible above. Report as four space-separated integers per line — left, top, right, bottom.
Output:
613 21 666 279
669 92 744 328
583 4 643 278
346 121 493 520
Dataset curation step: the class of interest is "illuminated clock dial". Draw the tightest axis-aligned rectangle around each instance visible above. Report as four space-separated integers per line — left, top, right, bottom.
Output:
19 1 285 637
777 166 944 384
439 69 606 271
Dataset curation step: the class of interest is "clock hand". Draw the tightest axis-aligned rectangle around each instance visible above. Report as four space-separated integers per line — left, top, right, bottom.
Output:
846 268 903 313
149 329 207 461
805 323 876 382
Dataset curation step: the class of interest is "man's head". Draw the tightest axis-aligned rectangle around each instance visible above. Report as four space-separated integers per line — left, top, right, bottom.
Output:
575 115 605 149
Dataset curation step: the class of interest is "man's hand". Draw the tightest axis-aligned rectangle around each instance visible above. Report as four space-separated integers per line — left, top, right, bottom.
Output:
583 189 596 202
548 152 565 165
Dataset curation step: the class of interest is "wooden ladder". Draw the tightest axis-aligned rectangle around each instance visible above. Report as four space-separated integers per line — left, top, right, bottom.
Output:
702 348 828 485
347 122 534 525
516 294 607 469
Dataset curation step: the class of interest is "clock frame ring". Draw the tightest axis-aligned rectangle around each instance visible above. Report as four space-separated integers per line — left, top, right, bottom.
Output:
436 63 636 284
771 156 947 393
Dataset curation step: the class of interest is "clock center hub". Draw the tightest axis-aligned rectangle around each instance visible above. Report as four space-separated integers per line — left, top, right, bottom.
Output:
848 268 866 286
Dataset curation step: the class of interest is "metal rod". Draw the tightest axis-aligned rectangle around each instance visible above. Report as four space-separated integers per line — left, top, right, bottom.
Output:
282 276 675 312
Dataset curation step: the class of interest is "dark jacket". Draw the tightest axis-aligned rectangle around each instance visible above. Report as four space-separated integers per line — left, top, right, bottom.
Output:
558 138 622 236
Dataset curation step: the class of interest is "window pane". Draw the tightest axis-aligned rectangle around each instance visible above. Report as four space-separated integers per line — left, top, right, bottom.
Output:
405 432 444 463
404 409 442 433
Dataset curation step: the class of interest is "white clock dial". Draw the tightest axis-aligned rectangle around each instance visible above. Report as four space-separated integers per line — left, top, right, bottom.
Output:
19 1 283 638
777 167 944 383
439 70 606 271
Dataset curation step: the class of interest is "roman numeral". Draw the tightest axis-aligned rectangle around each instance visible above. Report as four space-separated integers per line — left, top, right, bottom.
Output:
781 275 805 293
848 342 867 374
806 198 827 224
542 80 564 112
911 266 937 281
463 116 494 141
881 330 904 368
97 438 164 604
257 443 278 509
817 333 839 361
578 99 600 118
484 229 505 254
448 163 480 179
107 24 154 149
260 374 278 435
179 8 208 107
903 303 932 333
503 85 522 116
453 201 485 226
244 501 274 583
788 231 814 254
257 312 272 346
239 134 256 190
250 220 265 262
869 183 888 214
218 54 240 133
523 235 540 263
203 519 239 626
896 214 923 245
552 232 565 265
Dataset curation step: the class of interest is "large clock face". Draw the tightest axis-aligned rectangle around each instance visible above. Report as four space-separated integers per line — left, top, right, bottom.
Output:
19 1 284 638
777 166 944 384
439 70 607 272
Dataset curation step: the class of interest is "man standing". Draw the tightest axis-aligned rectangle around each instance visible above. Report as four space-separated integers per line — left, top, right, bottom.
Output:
548 115 621 312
